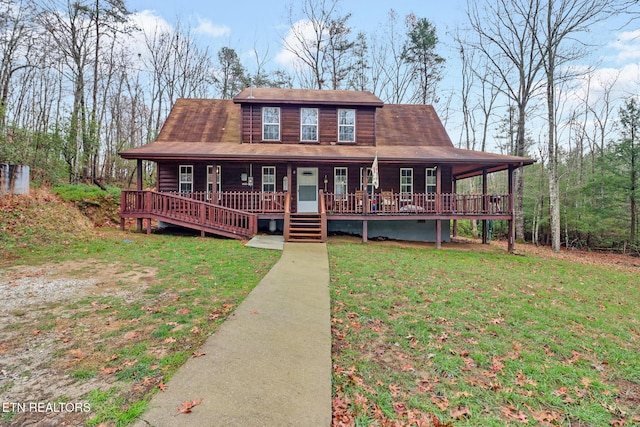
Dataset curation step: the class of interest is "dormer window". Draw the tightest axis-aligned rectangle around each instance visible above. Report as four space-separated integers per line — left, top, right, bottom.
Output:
300 108 318 142
338 109 355 143
262 107 280 141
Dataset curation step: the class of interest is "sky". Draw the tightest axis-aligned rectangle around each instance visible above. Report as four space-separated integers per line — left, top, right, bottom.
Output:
126 0 640 149
128 0 467 75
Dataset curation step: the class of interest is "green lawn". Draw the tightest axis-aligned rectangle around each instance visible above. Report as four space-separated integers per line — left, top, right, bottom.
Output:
328 241 640 426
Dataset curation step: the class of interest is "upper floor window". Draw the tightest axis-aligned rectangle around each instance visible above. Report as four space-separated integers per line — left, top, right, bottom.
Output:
301 108 318 142
179 165 193 193
338 109 355 142
262 166 276 193
262 107 280 141
426 167 436 194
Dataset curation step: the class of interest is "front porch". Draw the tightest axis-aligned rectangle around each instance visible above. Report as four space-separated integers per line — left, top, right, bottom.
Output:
150 190 511 218
120 189 514 247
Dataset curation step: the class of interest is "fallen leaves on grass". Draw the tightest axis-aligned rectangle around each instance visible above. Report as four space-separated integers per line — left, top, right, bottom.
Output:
449 405 471 420
177 398 202 414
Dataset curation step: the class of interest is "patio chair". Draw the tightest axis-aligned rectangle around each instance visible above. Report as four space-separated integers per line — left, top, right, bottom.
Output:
381 191 397 213
355 190 364 213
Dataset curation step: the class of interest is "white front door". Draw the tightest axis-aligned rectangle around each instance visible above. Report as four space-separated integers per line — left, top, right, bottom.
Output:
297 167 318 213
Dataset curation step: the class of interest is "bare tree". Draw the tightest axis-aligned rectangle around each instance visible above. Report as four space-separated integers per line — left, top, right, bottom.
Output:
142 19 213 141
0 0 38 129
533 0 614 252
281 0 356 90
370 9 414 103
466 0 546 243
35 0 96 182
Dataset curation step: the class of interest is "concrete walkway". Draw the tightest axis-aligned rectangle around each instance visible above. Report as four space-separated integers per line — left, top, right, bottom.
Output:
135 243 331 427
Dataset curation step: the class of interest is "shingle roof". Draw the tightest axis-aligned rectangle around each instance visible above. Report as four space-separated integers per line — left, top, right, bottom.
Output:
155 99 240 143
234 88 384 107
376 105 453 147
120 92 534 178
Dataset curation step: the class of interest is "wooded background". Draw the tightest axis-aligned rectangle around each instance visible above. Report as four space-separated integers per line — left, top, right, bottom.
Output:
1 0 638 253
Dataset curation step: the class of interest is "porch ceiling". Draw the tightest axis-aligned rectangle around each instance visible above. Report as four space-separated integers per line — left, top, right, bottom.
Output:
119 141 534 178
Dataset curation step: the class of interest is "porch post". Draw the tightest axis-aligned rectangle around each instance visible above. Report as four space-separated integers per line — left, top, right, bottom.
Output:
362 165 369 243
452 178 458 237
508 164 515 253
362 164 369 214
211 162 218 204
137 159 143 190
137 159 143 231
436 166 442 248
482 168 488 244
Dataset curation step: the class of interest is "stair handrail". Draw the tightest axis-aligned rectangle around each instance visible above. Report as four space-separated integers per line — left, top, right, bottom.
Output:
284 193 291 241
319 189 327 242
121 190 256 239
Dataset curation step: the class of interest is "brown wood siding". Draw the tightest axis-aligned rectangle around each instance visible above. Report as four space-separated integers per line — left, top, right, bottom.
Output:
356 108 375 146
158 162 451 195
158 161 291 193
239 103 376 146
157 162 178 192
317 164 452 194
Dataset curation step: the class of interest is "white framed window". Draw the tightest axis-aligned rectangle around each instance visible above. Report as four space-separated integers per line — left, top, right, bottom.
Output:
262 166 276 193
426 167 436 194
334 167 348 198
207 165 221 195
338 109 355 142
301 108 318 142
262 107 280 141
359 167 374 194
179 165 193 193
400 168 413 201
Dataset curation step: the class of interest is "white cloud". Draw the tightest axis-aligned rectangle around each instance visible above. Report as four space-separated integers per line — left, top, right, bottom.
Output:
194 18 230 38
130 10 173 39
605 29 640 64
275 19 318 69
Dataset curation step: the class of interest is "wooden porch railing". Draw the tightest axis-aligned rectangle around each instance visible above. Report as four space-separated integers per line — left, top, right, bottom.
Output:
323 192 512 216
161 191 511 217
121 190 257 239
168 191 286 213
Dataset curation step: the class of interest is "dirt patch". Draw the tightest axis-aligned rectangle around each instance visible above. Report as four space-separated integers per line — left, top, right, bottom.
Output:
0 259 157 426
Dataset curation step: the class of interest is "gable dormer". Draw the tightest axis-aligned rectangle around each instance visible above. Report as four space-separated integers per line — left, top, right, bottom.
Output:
233 88 384 146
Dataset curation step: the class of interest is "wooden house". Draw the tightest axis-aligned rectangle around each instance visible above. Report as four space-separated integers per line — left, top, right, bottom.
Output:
119 88 534 250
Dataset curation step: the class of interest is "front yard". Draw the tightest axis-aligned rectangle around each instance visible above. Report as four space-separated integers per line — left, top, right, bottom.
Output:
0 229 280 426
1 189 638 426
329 239 640 426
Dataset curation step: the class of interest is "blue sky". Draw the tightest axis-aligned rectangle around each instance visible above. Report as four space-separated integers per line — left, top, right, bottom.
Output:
128 0 467 66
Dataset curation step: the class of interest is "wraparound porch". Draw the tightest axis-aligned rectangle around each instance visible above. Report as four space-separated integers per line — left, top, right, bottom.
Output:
120 189 514 248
